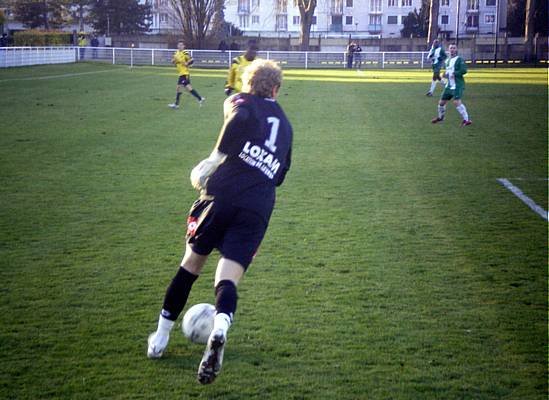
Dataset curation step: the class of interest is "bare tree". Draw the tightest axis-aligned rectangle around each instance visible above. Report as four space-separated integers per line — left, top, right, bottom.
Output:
524 0 536 61
427 0 439 43
169 0 223 49
296 0 316 51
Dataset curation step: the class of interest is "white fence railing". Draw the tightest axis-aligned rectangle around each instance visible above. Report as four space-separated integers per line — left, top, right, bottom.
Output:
0 47 78 68
1 46 432 69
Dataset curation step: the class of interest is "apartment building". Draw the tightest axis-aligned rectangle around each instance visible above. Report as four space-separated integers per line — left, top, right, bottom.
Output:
224 0 507 38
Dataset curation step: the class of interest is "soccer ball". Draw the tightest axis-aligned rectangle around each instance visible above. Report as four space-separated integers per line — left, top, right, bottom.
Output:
182 303 215 344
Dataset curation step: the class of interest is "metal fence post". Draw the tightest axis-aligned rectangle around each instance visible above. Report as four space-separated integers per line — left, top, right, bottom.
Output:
421 52 424 69
305 51 308 69
152 49 155 66
112 48 115 65
382 52 385 69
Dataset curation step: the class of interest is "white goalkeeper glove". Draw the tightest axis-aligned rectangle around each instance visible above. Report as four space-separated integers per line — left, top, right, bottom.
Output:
190 149 227 191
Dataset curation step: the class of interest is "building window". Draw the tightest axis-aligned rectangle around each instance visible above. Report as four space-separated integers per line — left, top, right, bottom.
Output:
484 14 495 23
401 0 412 6
441 0 449 6
252 15 260 24
277 0 287 12
466 14 479 27
388 0 397 6
387 15 398 24
312 15 317 24
401 15 406 23
345 16 353 24
370 0 382 12
252 0 260 7
159 13 168 23
240 15 250 28
440 14 449 24
467 0 479 10
276 14 287 30
238 0 250 13
486 0 496 5
346 0 353 6
332 15 343 24
369 14 381 25
293 15 300 25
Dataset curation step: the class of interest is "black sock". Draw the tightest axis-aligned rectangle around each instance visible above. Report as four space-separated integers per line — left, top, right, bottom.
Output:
161 267 198 321
215 280 238 320
190 89 202 100
175 92 182 105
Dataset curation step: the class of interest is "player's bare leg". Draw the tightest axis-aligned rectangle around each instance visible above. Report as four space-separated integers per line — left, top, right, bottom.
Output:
197 258 244 384
147 245 208 359
432 99 447 123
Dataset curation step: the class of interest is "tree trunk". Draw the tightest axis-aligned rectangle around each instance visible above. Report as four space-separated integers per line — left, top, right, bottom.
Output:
427 0 439 43
43 0 49 29
524 0 536 62
298 0 316 51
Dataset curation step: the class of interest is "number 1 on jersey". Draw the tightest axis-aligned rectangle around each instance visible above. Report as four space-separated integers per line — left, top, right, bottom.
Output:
265 117 280 152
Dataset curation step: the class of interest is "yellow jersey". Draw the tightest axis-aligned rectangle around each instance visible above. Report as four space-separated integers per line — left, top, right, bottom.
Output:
172 50 193 76
226 55 256 93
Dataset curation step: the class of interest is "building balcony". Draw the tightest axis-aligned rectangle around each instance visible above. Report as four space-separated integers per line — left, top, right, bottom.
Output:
465 25 479 32
238 6 250 13
368 24 382 33
466 8 479 13
330 6 344 15
369 10 382 14
330 23 343 32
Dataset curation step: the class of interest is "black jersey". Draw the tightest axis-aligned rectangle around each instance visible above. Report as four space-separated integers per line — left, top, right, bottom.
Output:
205 93 293 222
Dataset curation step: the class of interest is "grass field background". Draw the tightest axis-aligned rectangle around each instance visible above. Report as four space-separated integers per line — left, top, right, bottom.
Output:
0 63 547 399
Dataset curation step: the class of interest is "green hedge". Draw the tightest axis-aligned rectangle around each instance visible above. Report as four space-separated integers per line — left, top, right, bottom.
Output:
13 30 72 46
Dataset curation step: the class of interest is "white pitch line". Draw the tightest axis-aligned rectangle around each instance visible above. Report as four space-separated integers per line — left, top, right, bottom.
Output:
497 178 548 221
0 69 118 83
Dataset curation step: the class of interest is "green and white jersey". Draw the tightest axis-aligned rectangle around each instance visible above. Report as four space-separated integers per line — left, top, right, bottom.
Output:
444 55 467 90
428 46 447 66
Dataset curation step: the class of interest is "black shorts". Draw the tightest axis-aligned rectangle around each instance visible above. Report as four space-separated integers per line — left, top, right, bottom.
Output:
186 199 268 270
177 75 190 86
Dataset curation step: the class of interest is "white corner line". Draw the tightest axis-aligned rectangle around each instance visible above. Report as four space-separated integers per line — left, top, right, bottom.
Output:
497 178 548 221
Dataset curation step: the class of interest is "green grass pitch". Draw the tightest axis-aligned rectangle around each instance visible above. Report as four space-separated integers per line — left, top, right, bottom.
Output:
0 63 547 399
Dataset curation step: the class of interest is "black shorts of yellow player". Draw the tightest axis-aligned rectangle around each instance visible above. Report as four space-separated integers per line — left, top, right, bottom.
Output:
177 75 191 86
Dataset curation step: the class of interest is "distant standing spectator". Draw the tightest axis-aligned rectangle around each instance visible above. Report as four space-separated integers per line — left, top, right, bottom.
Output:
354 43 362 69
346 42 356 69
78 34 87 59
230 41 239 51
218 40 228 52
0 34 7 47
91 35 99 59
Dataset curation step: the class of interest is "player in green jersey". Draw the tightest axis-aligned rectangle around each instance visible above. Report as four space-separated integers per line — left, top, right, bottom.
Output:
431 44 472 127
426 39 447 96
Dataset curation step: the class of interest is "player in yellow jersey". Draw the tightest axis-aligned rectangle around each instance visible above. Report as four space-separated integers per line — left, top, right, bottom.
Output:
224 40 259 96
169 41 205 109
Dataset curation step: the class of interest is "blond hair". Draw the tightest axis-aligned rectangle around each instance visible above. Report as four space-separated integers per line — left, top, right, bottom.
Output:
242 59 282 98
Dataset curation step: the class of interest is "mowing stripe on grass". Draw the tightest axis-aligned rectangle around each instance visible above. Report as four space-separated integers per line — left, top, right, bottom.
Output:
497 178 548 221
0 69 119 83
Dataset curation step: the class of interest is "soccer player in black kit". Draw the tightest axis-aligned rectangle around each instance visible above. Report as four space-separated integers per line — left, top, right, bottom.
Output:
147 59 293 385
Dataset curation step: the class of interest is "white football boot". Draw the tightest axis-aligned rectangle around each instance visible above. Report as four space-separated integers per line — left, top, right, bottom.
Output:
168 103 179 109
147 332 169 359
197 329 226 384
198 97 206 107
